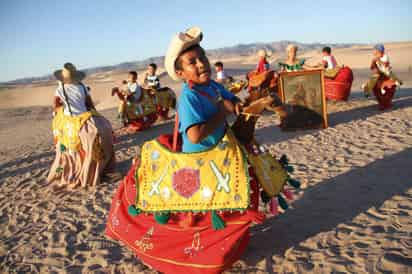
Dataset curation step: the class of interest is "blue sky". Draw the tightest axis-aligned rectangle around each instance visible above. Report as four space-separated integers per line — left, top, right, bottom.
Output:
0 0 411 82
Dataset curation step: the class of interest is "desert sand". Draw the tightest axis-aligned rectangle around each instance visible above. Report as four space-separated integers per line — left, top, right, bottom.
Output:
1 42 412 273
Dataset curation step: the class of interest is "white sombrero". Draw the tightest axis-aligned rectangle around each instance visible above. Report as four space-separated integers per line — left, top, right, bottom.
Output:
54 62 86 82
164 26 203 81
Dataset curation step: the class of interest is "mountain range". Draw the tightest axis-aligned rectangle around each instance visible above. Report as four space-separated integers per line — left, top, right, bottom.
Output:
2 41 357 86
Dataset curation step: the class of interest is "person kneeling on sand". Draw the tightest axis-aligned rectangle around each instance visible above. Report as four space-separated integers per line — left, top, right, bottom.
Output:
317 46 341 78
48 63 114 188
362 44 402 96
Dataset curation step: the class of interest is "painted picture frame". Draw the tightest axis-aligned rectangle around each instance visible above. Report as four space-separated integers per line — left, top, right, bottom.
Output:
279 69 328 129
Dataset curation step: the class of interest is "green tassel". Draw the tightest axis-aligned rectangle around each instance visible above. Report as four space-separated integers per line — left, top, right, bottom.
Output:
55 167 64 173
279 155 288 166
211 211 226 230
285 165 294 173
278 195 289 210
154 212 170 224
60 144 66 152
128 205 141 216
288 178 301 189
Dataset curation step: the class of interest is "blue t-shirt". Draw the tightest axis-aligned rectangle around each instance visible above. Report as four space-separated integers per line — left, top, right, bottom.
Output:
178 81 237 153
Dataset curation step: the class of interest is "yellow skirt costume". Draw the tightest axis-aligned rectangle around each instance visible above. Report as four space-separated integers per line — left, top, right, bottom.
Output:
48 108 114 188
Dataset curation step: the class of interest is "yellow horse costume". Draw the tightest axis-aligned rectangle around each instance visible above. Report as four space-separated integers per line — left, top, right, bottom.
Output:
48 107 114 188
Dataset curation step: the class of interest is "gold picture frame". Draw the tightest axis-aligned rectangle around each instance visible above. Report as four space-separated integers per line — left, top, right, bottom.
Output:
279 69 328 129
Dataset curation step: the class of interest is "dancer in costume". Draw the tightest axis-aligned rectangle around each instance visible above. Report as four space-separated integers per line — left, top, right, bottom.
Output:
117 71 144 125
214 61 229 83
105 27 300 274
48 63 114 188
361 44 401 110
143 63 161 89
112 68 176 131
144 63 175 120
246 49 278 102
317 46 341 79
278 44 312 72
256 49 270 73
362 44 402 96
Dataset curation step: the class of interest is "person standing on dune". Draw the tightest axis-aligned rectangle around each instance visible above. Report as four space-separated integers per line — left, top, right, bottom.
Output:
47 63 114 188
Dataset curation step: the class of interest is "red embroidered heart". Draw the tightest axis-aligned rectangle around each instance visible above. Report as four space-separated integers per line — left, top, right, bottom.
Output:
172 168 200 199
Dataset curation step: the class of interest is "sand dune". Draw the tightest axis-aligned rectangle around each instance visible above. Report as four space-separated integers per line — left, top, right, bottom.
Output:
1 42 411 111
1 42 412 273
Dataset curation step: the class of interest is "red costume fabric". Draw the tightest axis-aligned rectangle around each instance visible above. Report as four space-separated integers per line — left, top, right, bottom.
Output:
127 113 158 132
157 105 170 120
106 148 264 274
256 58 269 73
325 66 354 101
373 78 396 110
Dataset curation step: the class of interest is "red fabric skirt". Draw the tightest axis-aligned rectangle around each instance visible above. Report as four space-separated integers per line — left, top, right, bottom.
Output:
373 79 396 110
106 159 263 274
157 105 170 120
127 113 158 132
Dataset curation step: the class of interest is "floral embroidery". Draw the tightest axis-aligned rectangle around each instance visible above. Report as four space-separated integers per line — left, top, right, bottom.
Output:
135 227 154 252
111 200 121 227
184 232 204 257
172 168 200 198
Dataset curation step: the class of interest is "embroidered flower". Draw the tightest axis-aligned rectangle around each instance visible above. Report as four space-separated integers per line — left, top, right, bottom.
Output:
172 168 200 199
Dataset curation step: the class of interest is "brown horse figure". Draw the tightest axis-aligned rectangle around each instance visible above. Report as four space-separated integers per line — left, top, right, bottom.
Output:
111 85 176 131
373 76 397 110
246 70 279 103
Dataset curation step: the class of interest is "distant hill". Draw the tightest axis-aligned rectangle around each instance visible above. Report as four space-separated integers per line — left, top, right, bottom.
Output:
1 41 357 86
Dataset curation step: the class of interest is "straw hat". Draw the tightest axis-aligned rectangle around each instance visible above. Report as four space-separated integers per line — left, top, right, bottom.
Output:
164 26 203 81
54 63 86 82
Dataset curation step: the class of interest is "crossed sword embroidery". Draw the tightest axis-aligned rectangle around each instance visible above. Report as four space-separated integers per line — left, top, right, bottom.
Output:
148 165 169 196
148 161 230 196
209 160 231 193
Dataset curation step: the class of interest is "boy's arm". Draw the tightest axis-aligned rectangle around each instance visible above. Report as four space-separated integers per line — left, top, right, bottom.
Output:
180 90 230 144
186 102 227 144
218 85 242 114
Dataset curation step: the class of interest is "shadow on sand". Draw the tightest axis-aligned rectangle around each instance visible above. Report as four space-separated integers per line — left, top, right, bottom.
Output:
256 88 412 145
241 147 412 273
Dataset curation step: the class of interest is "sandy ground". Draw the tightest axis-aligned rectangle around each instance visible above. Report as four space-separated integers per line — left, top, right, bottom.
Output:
1 44 412 273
